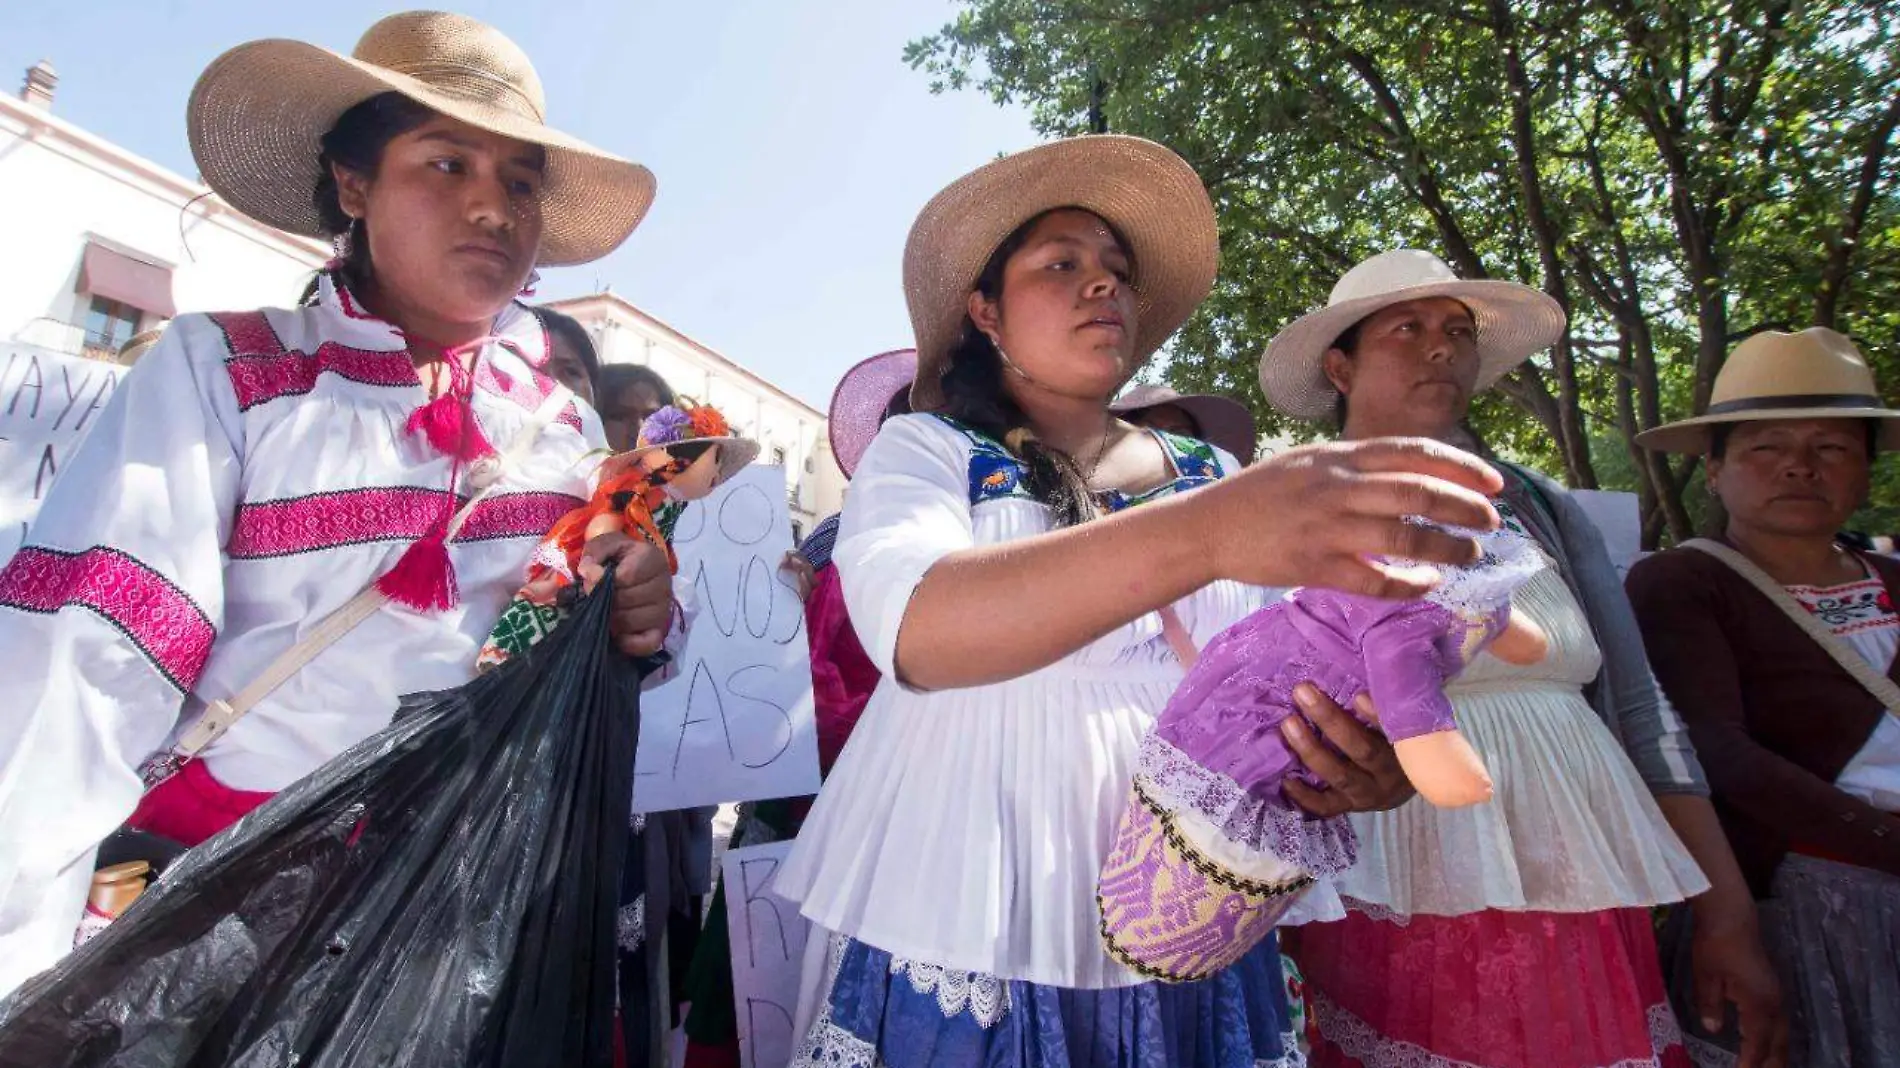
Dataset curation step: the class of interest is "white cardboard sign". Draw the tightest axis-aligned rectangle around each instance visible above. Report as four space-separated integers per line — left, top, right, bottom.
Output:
0 345 120 566
1569 489 1643 579
721 841 814 1068
633 465 821 813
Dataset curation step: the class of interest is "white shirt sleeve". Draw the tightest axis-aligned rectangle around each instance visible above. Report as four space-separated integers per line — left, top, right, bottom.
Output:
0 316 242 995
834 415 975 680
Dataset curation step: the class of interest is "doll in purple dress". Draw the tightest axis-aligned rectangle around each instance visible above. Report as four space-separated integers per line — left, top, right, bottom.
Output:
1098 526 1549 982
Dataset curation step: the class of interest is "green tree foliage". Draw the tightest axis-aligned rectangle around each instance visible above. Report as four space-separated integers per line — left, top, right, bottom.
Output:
909 0 1900 545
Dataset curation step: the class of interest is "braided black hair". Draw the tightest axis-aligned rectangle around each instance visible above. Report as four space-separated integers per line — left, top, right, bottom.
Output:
938 208 1128 528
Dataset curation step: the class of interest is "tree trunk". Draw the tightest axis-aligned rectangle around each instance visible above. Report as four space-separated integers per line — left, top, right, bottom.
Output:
1487 0 1598 489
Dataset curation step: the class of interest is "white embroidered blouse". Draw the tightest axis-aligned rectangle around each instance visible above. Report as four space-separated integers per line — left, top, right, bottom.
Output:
0 277 609 995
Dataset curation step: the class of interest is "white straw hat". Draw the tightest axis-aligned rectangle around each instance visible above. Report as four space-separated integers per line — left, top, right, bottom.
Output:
1259 250 1565 422
1638 327 1899 453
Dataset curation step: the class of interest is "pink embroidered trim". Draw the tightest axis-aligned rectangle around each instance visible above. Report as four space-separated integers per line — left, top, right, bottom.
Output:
0 546 215 692
333 278 382 323
476 359 559 411
228 487 582 559
228 487 452 559
208 311 285 358
456 491 584 543
473 359 586 433
224 343 419 411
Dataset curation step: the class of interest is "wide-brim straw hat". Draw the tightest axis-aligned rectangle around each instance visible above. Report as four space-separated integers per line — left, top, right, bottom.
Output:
188 11 655 266
904 135 1219 412
1109 383 1257 463
829 349 917 479
1259 250 1566 422
1637 327 1900 454
115 328 166 366
599 437 761 488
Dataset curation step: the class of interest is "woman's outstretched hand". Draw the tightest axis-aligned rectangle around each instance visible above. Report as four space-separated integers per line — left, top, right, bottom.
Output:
1196 437 1504 598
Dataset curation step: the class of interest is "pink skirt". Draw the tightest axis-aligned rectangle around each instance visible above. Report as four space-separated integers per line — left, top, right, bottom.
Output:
127 760 275 847
1296 907 1690 1068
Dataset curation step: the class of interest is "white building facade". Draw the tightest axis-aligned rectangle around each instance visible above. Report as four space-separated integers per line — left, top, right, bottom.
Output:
549 293 847 540
0 62 845 538
0 65 330 359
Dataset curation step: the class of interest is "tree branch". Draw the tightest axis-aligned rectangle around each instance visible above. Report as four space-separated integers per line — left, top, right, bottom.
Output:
1815 89 1900 327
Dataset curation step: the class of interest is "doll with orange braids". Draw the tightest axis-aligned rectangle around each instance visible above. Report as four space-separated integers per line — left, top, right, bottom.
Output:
478 401 758 671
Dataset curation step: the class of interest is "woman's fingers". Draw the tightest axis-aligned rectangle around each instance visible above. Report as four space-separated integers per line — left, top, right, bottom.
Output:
582 533 676 657
1336 470 1499 535
1343 437 1505 496
1322 513 1483 569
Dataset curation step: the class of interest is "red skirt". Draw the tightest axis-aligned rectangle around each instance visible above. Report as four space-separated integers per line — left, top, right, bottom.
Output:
1296 907 1690 1068
126 760 275 847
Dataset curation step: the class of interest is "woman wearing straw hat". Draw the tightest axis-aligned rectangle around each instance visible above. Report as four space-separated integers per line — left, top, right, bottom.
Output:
773 137 1515 1068
0 12 675 997
1259 250 1778 1068
680 349 914 1068
1109 382 1259 464
1628 328 1900 1066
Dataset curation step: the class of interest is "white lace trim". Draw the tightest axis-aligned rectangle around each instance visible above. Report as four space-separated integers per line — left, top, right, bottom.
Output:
888 957 1012 1028
1415 525 1545 618
617 896 645 952
788 1012 879 1068
1257 1030 1309 1067
791 934 883 1068
1645 1001 1684 1058
1137 733 1358 875
1311 988 1677 1068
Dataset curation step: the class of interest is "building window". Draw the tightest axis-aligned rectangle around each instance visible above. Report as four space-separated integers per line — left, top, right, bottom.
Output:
83 296 141 357
791 522 804 544
771 446 787 467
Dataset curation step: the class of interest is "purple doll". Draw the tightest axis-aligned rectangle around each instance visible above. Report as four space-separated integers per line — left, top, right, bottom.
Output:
1097 525 1549 982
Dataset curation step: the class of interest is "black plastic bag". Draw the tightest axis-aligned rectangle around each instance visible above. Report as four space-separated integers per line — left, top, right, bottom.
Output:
0 572 640 1067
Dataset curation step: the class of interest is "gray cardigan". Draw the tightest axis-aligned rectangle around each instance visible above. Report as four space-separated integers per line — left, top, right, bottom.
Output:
1497 463 1708 796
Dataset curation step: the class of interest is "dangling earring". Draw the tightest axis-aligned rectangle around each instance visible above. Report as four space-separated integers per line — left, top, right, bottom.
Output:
993 338 1032 382
328 220 353 269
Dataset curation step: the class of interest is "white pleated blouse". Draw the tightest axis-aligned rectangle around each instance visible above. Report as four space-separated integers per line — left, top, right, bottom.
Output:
775 413 1269 990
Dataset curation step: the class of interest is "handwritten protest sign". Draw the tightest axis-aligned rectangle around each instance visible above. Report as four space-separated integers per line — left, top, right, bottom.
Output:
0 345 120 566
633 465 820 813
1570 489 1644 578
721 841 813 1068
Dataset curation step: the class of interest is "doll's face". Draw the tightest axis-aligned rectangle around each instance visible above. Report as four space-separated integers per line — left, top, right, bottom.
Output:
664 444 724 500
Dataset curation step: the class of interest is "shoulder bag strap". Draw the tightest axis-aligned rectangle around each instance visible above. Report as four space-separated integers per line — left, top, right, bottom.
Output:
148 384 576 784
1681 538 1900 717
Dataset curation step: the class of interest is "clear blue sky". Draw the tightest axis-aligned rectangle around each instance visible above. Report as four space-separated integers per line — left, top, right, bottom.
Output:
1 1 1036 410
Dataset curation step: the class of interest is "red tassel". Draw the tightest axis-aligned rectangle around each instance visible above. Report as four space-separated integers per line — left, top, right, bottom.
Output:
376 526 459 611
406 394 495 462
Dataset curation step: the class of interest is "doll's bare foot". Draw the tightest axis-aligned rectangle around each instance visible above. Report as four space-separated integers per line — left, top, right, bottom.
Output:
1489 609 1548 665
1392 731 1493 807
